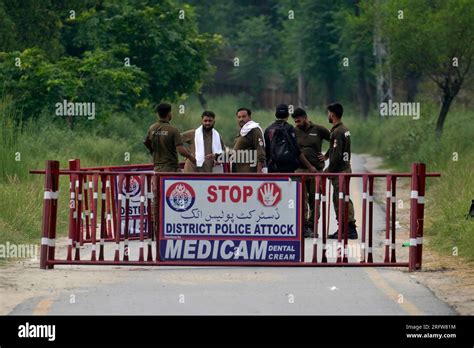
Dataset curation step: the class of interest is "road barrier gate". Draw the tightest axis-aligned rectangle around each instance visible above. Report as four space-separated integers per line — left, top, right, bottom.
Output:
31 160 439 271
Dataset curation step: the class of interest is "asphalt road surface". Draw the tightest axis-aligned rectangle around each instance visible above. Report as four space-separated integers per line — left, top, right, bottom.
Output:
9 154 456 315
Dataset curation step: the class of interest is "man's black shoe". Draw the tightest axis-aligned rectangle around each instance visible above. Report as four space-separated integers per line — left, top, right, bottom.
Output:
328 227 358 239
348 225 358 239
304 226 314 238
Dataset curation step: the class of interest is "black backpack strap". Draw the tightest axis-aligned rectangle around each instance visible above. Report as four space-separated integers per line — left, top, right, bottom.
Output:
269 123 284 158
281 124 297 154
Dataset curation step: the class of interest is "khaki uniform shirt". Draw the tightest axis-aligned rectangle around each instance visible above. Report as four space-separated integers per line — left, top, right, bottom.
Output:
181 129 225 172
326 122 351 173
233 127 266 173
294 121 330 170
144 120 183 170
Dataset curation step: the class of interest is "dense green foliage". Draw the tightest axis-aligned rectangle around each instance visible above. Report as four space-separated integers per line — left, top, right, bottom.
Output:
0 0 222 126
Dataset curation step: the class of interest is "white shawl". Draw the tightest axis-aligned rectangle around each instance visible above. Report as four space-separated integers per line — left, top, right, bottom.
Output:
194 126 223 168
240 120 265 146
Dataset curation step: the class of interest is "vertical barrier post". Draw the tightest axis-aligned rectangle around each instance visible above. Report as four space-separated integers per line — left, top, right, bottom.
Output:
312 175 321 263
114 175 124 261
146 174 154 261
67 159 79 261
155 173 161 262
361 175 368 263
326 180 331 240
416 163 426 270
300 176 305 262
99 174 107 261
105 174 113 239
391 176 397 263
343 176 350 263
82 175 91 244
90 174 98 261
138 174 146 262
110 172 119 240
40 161 52 270
40 160 58 269
409 163 419 272
384 176 392 263
123 175 131 261
46 161 60 269
321 176 328 263
337 175 344 263
74 165 83 261
367 176 374 263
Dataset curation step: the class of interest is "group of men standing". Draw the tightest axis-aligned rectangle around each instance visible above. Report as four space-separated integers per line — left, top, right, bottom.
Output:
143 102 358 240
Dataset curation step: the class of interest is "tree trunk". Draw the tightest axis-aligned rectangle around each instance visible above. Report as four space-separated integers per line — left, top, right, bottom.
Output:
356 55 370 118
436 93 454 139
297 72 306 108
325 76 336 104
67 115 74 130
353 0 369 118
404 70 420 102
197 92 207 109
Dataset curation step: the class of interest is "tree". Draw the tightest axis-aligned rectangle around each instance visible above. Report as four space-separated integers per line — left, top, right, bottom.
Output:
382 0 474 137
0 0 65 57
0 48 148 127
232 15 278 105
0 0 222 126
65 0 222 104
335 0 376 117
278 0 348 106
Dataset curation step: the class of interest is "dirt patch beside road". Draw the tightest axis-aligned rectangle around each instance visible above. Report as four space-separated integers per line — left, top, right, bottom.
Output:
360 153 474 315
0 238 131 315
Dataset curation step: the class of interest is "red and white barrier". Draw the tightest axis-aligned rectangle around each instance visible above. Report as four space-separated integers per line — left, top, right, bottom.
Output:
32 161 436 271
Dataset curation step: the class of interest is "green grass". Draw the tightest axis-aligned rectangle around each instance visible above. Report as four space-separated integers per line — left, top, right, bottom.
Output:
0 95 155 251
347 103 474 262
1 93 472 264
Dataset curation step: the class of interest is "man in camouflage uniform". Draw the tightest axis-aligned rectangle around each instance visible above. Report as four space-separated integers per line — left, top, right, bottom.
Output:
292 107 330 237
144 103 196 224
318 103 358 239
232 107 266 173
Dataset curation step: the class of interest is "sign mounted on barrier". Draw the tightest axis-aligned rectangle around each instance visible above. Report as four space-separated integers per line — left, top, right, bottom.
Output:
159 177 301 263
115 173 153 238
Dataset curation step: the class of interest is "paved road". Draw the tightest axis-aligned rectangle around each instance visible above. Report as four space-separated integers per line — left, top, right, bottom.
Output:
9 154 456 315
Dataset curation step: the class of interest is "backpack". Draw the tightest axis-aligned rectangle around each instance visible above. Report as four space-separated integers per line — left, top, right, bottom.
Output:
268 123 300 172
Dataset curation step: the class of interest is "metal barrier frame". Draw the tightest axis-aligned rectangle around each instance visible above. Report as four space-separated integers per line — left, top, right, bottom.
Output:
31 161 438 271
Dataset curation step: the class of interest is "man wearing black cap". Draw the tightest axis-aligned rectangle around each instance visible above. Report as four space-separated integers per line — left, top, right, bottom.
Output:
264 104 317 174
292 107 331 237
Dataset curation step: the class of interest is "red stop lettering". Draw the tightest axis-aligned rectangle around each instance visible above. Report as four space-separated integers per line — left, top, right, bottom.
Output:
243 186 253 202
207 185 253 203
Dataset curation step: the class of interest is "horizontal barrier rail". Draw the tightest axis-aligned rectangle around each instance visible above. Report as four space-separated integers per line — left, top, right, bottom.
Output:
31 160 438 271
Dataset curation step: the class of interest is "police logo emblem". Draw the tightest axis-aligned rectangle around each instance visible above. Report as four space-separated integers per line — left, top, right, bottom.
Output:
166 182 196 212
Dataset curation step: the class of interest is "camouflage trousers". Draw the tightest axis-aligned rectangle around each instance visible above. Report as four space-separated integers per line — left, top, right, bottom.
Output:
151 166 180 224
330 168 356 226
295 168 322 226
